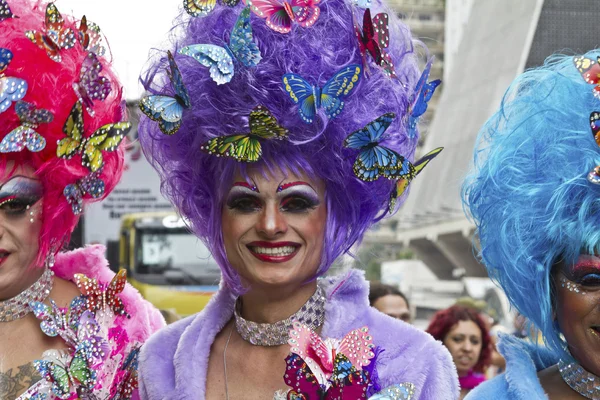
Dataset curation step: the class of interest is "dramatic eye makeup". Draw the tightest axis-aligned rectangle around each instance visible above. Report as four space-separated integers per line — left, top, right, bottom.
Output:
564 255 600 287
0 176 43 215
277 182 320 212
226 182 261 212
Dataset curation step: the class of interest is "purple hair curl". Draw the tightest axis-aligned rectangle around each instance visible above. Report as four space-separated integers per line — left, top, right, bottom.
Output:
139 0 426 294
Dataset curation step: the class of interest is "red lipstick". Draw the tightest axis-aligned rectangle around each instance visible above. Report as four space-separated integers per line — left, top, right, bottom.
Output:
246 241 300 263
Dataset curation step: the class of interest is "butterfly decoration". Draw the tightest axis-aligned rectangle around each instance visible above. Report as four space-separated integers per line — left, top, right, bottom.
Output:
179 7 262 85
587 111 600 184
77 15 106 57
201 105 288 162
25 3 77 63
344 113 415 182
369 383 416 400
74 269 129 317
574 55 600 99
387 147 443 213
405 59 441 138
30 296 86 340
109 347 140 400
0 48 28 114
35 350 97 400
0 0 16 20
183 0 240 18
56 101 130 172
282 64 362 123
73 52 112 116
139 51 191 135
354 8 395 77
246 0 321 34
350 0 373 8
0 101 52 153
64 170 105 215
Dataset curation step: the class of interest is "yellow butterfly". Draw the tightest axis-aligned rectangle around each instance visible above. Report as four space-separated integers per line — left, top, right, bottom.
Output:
56 101 130 172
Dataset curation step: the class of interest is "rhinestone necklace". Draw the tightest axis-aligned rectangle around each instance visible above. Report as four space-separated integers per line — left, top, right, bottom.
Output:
233 285 326 346
559 360 600 400
0 268 53 322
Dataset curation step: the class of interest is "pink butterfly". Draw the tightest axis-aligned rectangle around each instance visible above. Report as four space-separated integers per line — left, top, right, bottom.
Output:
245 0 321 34
288 322 375 381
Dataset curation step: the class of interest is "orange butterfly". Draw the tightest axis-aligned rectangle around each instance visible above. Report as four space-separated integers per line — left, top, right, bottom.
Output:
25 3 76 63
74 269 129 317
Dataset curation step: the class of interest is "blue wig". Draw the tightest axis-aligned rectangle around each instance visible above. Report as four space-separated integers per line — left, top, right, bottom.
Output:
462 51 600 358
139 0 428 294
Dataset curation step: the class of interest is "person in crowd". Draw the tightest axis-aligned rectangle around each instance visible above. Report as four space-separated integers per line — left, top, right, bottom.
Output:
135 0 457 397
0 2 164 399
369 282 412 323
427 305 491 399
463 51 600 399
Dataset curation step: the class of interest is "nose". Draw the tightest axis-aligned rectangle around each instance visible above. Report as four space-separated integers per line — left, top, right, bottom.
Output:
256 202 287 238
462 340 474 353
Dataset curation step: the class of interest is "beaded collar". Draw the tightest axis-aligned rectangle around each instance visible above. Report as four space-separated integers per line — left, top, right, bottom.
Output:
559 360 600 399
234 285 326 346
0 268 53 322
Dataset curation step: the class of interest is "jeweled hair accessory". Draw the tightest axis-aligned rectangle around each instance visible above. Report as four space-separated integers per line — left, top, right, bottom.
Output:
139 51 191 135
0 48 28 114
0 268 53 322
201 105 288 162
73 52 112 116
77 15 106 57
64 170 105 215
405 58 441 139
354 8 395 78
0 0 16 21
184 0 240 18
246 0 321 34
57 101 130 172
574 55 600 99
587 111 600 184
282 64 362 123
25 3 77 63
179 7 262 85
0 100 52 152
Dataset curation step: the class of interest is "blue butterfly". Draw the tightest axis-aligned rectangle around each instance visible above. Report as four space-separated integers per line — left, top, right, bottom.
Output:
344 113 413 181
282 64 362 123
369 383 416 400
0 101 53 153
0 48 28 114
406 58 441 138
179 7 261 85
139 50 191 135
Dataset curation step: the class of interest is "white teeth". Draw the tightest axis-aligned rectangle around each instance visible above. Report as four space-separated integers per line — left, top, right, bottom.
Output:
250 246 296 256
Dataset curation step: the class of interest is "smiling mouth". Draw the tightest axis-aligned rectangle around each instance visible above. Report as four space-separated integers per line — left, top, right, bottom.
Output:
592 327 600 337
246 242 300 263
0 252 9 266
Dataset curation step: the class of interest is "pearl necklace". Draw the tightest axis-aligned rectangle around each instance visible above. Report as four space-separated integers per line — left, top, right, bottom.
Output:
559 360 600 399
0 268 53 322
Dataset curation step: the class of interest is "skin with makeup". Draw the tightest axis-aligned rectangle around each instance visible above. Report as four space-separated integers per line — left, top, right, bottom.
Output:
205 169 327 399
0 163 81 400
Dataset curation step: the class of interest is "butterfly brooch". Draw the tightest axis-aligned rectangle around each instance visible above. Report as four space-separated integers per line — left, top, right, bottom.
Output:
387 147 443 213
354 8 395 77
406 59 441 138
344 113 413 181
179 7 262 85
0 0 16 20
283 322 375 399
77 15 106 57
574 55 600 99
282 64 362 123
139 51 191 135
56 101 130 172
74 269 129 317
201 105 288 162
35 349 98 399
25 3 77 63
246 0 321 34
64 170 105 215
587 111 600 184
73 52 112 116
0 101 53 153
184 0 240 18
0 48 28 114
30 296 86 341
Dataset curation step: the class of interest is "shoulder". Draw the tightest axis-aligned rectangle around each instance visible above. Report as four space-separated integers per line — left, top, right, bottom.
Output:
52 245 166 342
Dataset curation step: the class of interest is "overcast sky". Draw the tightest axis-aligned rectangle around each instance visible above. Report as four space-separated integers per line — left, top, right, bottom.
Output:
56 0 182 100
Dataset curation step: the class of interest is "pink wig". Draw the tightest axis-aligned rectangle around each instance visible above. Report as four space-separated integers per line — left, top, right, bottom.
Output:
0 0 126 268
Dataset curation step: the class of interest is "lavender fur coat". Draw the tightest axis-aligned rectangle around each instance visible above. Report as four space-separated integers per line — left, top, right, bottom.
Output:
138 269 459 399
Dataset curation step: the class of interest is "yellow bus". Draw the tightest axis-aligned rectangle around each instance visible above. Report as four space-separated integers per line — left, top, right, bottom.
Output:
112 212 220 318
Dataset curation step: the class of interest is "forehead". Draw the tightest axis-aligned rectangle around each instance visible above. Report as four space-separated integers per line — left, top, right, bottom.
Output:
450 319 482 336
0 161 37 185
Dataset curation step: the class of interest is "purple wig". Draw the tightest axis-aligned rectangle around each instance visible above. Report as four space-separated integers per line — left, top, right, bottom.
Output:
139 0 427 293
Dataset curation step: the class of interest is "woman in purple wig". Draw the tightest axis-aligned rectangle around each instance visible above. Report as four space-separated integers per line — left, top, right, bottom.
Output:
137 0 457 398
